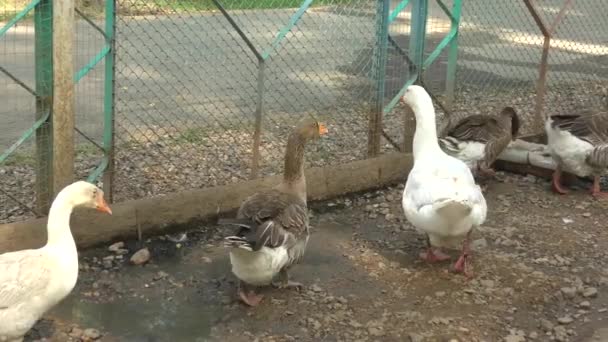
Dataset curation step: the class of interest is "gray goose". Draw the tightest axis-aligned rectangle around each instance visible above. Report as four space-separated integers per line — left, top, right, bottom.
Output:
545 111 608 198
219 119 328 306
439 107 520 178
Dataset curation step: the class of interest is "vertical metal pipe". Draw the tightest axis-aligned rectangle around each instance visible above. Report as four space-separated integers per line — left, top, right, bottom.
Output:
368 0 390 157
251 61 265 179
523 0 572 134
34 0 53 214
409 0 428 81
103 0 116 201
445 0 462 107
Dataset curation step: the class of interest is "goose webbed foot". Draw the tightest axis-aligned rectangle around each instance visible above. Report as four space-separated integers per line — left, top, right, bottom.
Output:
237 280 264 307
590 176 608 199
450 231 474 278
420 236 451 263
272 269 303 291
419 248 451 263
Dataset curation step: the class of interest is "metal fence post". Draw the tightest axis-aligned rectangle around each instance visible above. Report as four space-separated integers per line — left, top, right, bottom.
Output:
368 0 390 157
409 0 427 82
34 0 53 214
52 0 75 195
445 0 462 107
103 0 116 202
523 0 573 134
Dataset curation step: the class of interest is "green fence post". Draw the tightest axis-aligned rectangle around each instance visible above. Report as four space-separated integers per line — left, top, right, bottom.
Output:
34 0 53 214
103 0 116 202
368 0 390 157
409 0 427 82
445 0 462 106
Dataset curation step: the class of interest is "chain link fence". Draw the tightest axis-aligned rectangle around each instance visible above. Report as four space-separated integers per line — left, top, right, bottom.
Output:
448 0 608 136
1 0 607 224
111 0 378 202
0 0 108 223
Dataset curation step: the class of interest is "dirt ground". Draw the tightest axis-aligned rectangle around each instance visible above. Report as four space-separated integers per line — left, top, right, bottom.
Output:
25 171 608 342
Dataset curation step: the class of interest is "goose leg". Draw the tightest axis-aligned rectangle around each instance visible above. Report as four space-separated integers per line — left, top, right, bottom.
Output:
237 280 264 307
272 268 303 290
452 230 474 278
551 166 569 195
419 236 451 263
590 176 608 198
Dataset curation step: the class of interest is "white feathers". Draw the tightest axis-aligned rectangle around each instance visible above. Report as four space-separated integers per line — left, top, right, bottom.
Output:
545 117 595 177
229 247 290 286
401 86 487 247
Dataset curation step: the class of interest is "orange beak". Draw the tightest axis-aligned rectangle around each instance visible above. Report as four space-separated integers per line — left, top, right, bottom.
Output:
318 123 328 135
96 192 113 215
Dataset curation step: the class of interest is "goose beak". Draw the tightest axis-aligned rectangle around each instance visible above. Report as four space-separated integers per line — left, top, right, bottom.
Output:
318 123 328 135
96 193 113 215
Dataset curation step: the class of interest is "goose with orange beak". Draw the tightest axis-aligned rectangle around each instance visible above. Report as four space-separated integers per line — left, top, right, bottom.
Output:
220 119 328 306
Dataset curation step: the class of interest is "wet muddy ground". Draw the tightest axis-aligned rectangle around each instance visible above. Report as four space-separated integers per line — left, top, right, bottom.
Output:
26 171 608 342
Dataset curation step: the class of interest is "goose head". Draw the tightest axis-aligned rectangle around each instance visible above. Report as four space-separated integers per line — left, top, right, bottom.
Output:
295 118 329 141
61 181 112 215
400 85 432 110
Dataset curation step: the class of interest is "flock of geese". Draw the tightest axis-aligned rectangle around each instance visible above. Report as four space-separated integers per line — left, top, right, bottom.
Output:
1 85 607 340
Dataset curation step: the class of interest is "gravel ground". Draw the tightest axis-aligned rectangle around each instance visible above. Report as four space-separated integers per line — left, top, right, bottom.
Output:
22 171 608 342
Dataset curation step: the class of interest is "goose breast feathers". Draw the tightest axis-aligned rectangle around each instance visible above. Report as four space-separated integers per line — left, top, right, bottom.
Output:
403 156 487 240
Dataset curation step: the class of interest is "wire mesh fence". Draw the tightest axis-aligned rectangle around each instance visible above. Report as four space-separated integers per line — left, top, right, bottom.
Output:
1 0 607 225
111 0 378 202
0 0 107 224
447 0 608 136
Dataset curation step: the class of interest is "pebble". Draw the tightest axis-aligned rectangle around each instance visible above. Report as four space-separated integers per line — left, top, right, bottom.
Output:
408 333 423 342
311 284 323 293
130 248 151 265
153 271 168 280
480 279 495 288
69 327 83 338
579 301 591 309
553 326 568 341
472 238 488 250
540 318 554 331
561 287 577 299
557 315 574 325
83 328 102 340
583 287 598 298
504 334 525 342
108 242 125 252
367 327 384 337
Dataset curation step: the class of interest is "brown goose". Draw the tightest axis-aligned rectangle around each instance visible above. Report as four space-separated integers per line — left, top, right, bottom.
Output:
439 107 520 178
545 111 608 197
219 119 328 306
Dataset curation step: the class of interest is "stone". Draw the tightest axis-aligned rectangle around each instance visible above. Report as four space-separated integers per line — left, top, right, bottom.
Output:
561 287 577 299
108 241 125 253
83 328 101 340
130 248 151 265
583 287 598 298
557 315 573 325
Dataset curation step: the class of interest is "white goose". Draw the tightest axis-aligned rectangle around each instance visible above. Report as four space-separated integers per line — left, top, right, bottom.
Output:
545 111 608 198
401 85 487 277
0 181 112 341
